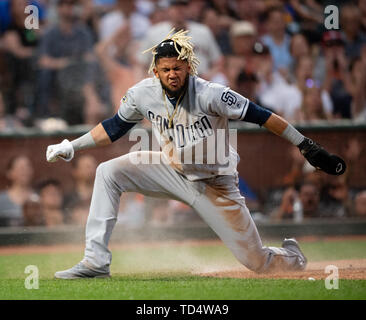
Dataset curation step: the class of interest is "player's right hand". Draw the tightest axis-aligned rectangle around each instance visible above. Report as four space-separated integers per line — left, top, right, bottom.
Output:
46 139 74 163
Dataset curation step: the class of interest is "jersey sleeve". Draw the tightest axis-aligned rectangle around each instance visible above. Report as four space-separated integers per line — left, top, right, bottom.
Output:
117 88 144 123
207 84 250 120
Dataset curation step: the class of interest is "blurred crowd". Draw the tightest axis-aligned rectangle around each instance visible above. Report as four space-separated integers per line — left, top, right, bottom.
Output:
0 0 366 130
259 137 366 222
0 149 365 228
0 0 366 228
0 153 206 227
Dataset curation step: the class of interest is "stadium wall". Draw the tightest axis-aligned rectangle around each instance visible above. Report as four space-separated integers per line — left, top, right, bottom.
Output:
0 122 365 192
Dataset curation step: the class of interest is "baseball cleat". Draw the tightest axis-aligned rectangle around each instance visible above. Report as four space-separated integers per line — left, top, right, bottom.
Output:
282 238 307 270
54 261 110 279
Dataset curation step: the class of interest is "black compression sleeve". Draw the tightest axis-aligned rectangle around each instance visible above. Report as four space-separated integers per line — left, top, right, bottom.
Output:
242 101 272 126
101 114 137 142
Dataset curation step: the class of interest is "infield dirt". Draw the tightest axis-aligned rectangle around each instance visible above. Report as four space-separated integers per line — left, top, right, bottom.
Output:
197 259 366 280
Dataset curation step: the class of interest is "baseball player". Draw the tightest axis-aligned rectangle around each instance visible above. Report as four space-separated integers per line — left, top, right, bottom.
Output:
47 29 346 279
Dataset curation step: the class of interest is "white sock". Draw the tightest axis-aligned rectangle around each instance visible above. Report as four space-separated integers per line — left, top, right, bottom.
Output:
281 124 305 146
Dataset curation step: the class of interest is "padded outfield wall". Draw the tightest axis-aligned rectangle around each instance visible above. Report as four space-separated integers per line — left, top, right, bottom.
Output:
0 121 365 192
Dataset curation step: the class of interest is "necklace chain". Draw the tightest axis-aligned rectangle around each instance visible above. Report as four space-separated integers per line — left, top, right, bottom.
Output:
162 89 184 129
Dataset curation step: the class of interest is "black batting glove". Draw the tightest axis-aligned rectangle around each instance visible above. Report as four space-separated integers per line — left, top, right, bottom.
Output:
298 137 346 175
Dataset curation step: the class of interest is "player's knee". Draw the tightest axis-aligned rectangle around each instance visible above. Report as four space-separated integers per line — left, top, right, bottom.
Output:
96 159 130 185
96 162 106 176
96 161 116 180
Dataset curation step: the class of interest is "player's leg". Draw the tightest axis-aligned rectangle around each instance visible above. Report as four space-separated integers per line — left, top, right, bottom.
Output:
190 174 306 273
83 151 199 272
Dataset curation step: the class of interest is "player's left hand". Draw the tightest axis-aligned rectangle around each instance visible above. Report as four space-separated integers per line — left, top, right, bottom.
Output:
46 139 74 163
298 137 346 175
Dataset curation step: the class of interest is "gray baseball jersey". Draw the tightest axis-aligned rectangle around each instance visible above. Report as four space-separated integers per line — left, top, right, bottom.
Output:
118 75 250 181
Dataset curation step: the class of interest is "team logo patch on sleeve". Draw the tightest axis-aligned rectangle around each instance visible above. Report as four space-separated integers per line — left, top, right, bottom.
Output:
221 91 240 108
121 95 128 104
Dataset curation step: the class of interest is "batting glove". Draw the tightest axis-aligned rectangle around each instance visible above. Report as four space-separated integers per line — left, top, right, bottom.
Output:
298 137 346 175
46 139 74 162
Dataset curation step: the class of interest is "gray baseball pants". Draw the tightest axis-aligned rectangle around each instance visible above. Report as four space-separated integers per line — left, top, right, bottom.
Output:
83 151 305 273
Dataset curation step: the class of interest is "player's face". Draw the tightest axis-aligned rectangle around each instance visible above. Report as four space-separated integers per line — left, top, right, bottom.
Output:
153 57 190 97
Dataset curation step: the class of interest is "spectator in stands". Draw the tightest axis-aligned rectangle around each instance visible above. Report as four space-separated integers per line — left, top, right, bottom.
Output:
136 0 156 18
270 187 298 221
0 155 35 227
78 0 101 43
235 0 266 33
63 154 97 225
92 0 116 16
294 45 318 90
293 54 334 121
149 1 169 25
353 190 366 218
360 0 366 33
303 170 325 196
37 0 107 125
289 33 324 85
209 0 238 19
261 6 293 74
95 24 145 112
341 138 363 192
277 141 355 220
98 0 150 41
320 175 351 218
298 84 329 122
1 0 44 126
285 0 323 37
22 194 43 226
282 145 307 188
288 0 323 23
201 7 232 56
236 69 259 104
349 46 366 121
253 42 301 121
224 21 258 89
322 31 353 119
37 179 65 227
0 91 23 131
270 182 321 222
340 3 366 60
289 33 310 81
281 145 325 188
187 0 207 23
290 53 334 122
138 0 224 79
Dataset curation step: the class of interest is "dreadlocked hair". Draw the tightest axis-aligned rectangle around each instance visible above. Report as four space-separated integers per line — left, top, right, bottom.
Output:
142 28 200 76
